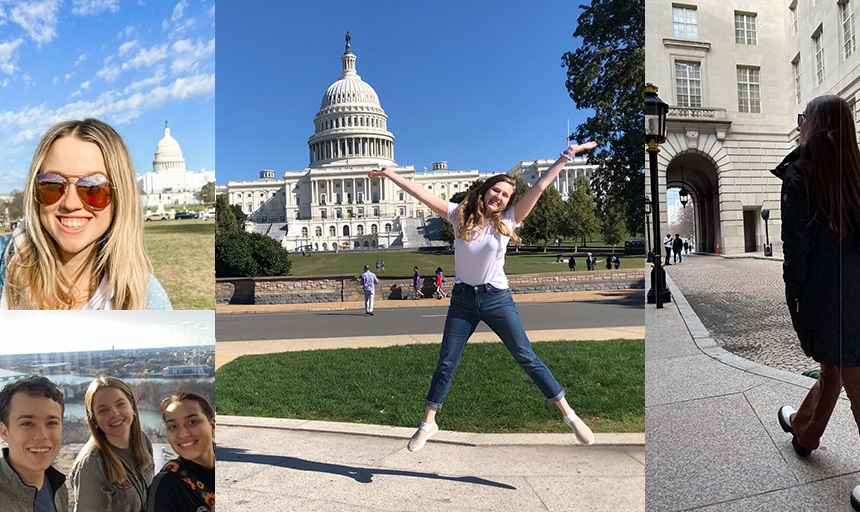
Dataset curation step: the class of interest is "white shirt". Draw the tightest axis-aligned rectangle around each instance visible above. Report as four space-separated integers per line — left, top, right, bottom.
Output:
448 202 518 289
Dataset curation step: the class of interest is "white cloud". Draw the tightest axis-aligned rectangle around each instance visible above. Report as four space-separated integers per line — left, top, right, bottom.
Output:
118 40 138 55
96 63 121 82
118 25 136 39
121 44 168 70
171 0 188 22
0 38 24 75
74 53 87 67
10 0 61 46
71 0 119 16
52 76 58 84
170 38 214 74
80 80 90 89
122 68 166 94
64 73 71 80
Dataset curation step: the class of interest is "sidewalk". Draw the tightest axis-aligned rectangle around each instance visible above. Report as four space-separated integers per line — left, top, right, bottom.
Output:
646 267 860 511
216 288 646 511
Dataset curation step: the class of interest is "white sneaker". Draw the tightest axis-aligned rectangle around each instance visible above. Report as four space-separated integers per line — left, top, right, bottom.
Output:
565 415 595 445
407 423 438 452
851 485 860 511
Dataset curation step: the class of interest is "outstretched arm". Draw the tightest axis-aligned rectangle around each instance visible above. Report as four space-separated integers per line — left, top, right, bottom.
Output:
368 167 449 218
513 141 597 224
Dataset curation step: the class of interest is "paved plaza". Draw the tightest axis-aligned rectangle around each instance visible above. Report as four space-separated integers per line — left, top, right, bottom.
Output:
647 255 860 511
664 254 811 373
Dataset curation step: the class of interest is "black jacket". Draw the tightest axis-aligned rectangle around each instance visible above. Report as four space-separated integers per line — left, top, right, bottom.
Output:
779 153 860 366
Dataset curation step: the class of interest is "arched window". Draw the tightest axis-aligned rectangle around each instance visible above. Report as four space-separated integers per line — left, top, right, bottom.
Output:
320 194 326 205
343 225 350 236
329 226 336 236
371 224 378 234
315 227 322 237
364 241 370 248
357 225 364 236
322 243 328 251
354 241 360 248
385 223 392 233
301 227 308 237
357 192 363 203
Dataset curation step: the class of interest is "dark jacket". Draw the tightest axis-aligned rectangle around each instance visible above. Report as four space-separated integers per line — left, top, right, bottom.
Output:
779 154 860 366
671 237 683 252
0 447 69 512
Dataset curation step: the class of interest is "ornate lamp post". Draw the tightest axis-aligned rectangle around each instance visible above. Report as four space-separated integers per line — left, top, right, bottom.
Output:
645 196 653 263
645 83 669 307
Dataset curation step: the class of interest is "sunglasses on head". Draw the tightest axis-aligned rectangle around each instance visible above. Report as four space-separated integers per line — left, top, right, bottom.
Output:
797 113 806 128
35 172 114 210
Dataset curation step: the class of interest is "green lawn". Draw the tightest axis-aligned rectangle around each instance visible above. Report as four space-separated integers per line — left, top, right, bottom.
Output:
289 251 645 279
216 340 645 433
144 218 214 310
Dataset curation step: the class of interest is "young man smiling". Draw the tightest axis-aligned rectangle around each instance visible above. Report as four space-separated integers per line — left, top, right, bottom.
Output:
0 375 69 512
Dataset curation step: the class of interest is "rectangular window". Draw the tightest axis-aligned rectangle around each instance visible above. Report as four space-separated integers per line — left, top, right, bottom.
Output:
734 12 757 45
792 55 802 105
737 67 761 113
672 6 698 39
674 61 702 107
813 28 825 84
789 1 798 34
841 0 856 58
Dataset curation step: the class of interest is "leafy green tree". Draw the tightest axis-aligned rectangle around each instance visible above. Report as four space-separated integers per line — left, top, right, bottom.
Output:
564 176 602 246
200 182 216 204
562 0 644 236
231 204 248 224
215 194 239 235
519 185 564 250
215 231 291 277
601 202 628 252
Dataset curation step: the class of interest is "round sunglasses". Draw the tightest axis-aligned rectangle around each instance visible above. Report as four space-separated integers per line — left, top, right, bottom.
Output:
35 172 114 211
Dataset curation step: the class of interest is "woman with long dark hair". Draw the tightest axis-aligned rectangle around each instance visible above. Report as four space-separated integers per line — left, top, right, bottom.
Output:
369 141 597 452
774 96 860 505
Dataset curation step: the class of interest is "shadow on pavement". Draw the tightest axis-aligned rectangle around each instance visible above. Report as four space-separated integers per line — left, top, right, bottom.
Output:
216 445 517 489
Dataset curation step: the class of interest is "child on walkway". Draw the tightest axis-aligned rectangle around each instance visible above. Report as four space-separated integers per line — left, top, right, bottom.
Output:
369 141 597 452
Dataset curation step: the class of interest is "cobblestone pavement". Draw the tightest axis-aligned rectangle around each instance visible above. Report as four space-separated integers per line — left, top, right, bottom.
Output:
664 254 815 374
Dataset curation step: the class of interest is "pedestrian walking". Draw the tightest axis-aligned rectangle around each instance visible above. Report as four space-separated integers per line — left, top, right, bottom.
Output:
586 252 594 271
605 256 612 270
772 97 860 511
568 255 576 271
612 255 620 269
434 267 446 299
359 264 379 316
369 141 598 452
663 234 673 265
413 266 424 299
683 239 690 254
380 259 385 273
375 259 380 272
672 233 683 263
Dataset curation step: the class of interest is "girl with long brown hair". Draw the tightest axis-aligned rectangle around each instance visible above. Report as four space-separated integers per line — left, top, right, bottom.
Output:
775 96 860 480
369 141 597 452
70 377 154 511
0 118 171 309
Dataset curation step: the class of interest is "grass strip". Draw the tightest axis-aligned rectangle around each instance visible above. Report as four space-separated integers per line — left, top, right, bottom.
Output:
144 219 214 310
216 339 644 433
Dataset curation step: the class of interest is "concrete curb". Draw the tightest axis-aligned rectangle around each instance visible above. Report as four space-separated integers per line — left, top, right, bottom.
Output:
665 273 818 391
217 415 645 447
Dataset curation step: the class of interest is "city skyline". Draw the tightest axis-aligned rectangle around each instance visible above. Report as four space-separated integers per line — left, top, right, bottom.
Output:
0 0 215 195
216 0 591 185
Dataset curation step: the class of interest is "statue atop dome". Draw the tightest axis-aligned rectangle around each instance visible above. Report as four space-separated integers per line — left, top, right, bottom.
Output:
345 31 351 51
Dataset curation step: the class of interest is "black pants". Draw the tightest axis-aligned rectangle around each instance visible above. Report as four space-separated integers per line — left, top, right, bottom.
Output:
665 247 671 264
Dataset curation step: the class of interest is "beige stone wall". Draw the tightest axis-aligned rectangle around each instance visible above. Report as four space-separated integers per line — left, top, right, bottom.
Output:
215 271 645 305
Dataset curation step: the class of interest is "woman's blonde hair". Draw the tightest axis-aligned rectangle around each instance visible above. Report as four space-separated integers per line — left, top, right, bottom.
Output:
74 376 153 486
5 118 151 309
456 174 521 244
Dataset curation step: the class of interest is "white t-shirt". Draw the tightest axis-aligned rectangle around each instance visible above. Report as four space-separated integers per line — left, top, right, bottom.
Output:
448 202 519 288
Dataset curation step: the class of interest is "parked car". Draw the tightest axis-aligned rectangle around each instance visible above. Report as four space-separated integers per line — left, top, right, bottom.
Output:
145 212 170 221
174 211 199 220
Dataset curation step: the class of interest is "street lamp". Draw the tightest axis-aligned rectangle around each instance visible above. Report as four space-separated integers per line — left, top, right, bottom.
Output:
645 196 653 263
679 166 689 208
645 83 670 307
761 208 773 257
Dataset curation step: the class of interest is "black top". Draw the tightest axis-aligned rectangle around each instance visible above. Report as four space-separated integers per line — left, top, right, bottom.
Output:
146 458 214 512
779 152 860 366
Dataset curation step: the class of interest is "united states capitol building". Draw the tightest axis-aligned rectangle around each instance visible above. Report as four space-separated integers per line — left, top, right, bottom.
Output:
223 35 595 252
138 122 215 207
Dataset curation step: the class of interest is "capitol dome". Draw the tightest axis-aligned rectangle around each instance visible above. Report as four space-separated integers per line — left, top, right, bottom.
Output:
153 121 186 172
308 33 395 169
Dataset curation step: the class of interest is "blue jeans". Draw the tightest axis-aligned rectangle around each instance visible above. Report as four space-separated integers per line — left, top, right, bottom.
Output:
425 282 566 409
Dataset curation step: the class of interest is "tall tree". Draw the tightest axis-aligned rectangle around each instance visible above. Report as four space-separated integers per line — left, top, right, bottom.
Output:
215 194 239 235
520 185 565 250
562 0 644 236
564 176 602 246
200 182 216 204
601 201 629 253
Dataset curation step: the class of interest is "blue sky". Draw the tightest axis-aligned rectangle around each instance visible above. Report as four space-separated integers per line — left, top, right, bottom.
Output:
217 0 590 184
0 0 215 195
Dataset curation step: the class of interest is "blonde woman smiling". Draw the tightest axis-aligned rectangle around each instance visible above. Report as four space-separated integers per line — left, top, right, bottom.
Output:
0 118 170 309
70 377 154 512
